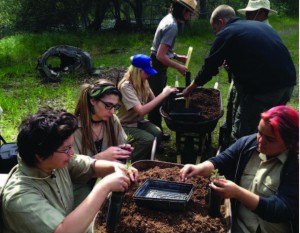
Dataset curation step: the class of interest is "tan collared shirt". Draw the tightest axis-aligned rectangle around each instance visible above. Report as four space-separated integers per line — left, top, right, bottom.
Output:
235 150 290 233
118 80 154 127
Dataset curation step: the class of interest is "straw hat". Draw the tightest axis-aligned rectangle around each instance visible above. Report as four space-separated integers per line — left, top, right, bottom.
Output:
238 0 277 15
174 0 198 13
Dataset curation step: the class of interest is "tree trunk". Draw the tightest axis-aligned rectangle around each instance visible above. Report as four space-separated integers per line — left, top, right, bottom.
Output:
199 0 207 19
89 0 111 30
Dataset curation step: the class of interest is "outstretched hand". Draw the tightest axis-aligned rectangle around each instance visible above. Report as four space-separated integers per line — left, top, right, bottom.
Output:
114 162 138 182
179 164 200 182
182 81 197 97
162 86 179 96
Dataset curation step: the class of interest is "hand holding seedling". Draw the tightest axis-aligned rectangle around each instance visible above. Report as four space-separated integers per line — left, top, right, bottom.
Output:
115 159 138 182
209 169 240 199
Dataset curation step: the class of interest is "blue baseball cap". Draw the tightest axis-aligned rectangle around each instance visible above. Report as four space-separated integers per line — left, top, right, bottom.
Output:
131 54 157 76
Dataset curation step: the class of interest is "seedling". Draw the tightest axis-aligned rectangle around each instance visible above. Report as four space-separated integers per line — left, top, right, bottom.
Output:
126 134 134 144
125 159 132 170
208 169 224 217
123 134 134 166
210 169 225 181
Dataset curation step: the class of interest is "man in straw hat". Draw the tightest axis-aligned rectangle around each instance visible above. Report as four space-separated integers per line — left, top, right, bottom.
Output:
238 0 277 25
148 0 197 142
183 5 296 145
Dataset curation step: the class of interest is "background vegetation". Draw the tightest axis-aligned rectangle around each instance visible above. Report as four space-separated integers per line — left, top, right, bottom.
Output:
0 3 298 160
0 0 298 33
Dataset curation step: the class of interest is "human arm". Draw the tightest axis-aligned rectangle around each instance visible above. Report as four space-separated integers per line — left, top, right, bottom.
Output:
93 116 131 161
193 36 228 87
209 137 299 223
156 43 187 76
211 164 299 223
54 170 135 233
179 161 215 182
133 86 178 116
182 80 197 97
92 159 138 181
173 53 187 64
210 179 259 210
93 146 131 162
55 160 138 233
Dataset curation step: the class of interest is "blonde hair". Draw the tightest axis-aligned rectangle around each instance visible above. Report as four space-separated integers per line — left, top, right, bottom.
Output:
75 79 121 154
118 65 151 103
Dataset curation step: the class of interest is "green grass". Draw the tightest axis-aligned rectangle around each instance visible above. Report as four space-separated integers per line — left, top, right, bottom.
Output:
0 17 298 155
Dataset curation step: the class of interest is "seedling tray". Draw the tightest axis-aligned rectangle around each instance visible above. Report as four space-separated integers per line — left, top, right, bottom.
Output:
133 179 193 211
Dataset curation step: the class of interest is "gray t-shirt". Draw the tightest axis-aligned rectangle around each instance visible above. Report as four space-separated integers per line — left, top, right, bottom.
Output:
151 13 178 58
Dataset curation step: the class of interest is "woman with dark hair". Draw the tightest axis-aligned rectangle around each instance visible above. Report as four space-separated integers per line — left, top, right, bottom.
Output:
73 79 132 161
180 105 299 233
73 79 134 207
148 0 197 140
1 107 138 233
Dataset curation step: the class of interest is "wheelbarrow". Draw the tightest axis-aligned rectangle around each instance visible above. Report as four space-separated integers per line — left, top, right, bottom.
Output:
160 84 223 164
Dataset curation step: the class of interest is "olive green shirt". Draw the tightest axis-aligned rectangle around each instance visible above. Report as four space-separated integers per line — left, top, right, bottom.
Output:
235 150 290 233
2 155 95 233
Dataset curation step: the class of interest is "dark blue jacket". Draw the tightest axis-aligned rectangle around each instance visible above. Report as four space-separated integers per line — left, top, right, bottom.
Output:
209 134 299 232
194 18 296 94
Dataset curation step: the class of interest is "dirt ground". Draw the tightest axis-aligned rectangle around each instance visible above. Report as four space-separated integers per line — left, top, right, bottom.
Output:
93 164 230 233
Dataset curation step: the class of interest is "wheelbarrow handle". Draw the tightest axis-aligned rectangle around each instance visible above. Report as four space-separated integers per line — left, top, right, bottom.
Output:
214 76 220 89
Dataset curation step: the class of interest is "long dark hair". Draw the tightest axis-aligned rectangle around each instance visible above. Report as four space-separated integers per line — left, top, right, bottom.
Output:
74 79 122 154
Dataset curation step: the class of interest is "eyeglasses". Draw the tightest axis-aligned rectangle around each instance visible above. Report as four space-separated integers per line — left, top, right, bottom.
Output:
55 145 73 155
98 99 121 110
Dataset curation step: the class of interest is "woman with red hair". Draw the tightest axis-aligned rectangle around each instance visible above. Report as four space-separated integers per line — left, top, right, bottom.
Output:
180 105 299 233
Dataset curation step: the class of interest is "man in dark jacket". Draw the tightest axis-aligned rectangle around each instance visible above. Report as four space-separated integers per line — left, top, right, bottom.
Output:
183 5 296 143
180 105 299 233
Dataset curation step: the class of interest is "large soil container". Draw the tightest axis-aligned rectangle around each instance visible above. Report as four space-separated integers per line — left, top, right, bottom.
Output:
92 160 232 233
160 87 223 133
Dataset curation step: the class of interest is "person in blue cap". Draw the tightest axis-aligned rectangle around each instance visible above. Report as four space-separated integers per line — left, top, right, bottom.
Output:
117 54 178 159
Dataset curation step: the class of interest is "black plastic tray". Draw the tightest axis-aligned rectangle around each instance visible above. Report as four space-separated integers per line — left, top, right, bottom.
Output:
133 179 193 211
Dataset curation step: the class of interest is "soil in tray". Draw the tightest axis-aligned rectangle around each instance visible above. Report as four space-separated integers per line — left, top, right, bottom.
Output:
173 89 221 121
94 166 230 233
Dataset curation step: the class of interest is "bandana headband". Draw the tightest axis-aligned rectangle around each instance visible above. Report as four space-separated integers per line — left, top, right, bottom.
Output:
89 84 117 98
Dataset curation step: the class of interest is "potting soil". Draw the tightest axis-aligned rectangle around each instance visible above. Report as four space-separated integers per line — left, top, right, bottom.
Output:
94 166 230 233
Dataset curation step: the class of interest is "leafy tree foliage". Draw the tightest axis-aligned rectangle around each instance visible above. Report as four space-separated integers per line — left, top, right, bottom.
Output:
0 0 298 33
